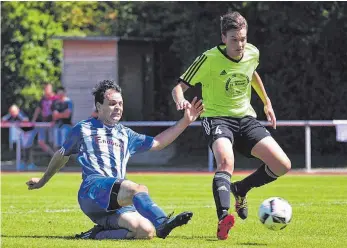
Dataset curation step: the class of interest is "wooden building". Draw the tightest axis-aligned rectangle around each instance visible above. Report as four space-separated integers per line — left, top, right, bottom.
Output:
54 36 156 123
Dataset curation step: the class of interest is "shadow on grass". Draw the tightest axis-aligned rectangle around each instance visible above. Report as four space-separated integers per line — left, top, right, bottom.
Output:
1 234 75 240
2 234 268 245
169 236 268 245
237 243 267 246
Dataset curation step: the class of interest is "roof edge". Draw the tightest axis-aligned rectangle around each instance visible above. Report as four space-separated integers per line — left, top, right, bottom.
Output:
52 36 160 42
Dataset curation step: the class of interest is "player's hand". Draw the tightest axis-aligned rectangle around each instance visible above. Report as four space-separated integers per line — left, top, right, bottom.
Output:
26 178 45 190
184 97 204 123
264 104 277 129
176 99 191 111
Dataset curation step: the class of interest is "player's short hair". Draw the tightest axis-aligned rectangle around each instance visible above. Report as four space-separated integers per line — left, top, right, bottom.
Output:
220 11 248 35
92 80 122 106
57 86 66 92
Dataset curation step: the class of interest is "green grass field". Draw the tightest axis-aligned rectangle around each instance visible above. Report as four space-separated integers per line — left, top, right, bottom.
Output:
1 173 347 248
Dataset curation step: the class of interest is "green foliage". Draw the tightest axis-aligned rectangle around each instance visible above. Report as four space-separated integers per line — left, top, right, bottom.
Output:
1 2 346 153
2 2 61 113
1 1 102 114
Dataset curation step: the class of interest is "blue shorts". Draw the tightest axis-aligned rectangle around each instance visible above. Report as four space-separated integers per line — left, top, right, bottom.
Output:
78 175 136 228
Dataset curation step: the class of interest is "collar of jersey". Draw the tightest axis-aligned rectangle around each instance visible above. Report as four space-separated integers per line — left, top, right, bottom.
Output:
217 43 243 63
93 118 119 129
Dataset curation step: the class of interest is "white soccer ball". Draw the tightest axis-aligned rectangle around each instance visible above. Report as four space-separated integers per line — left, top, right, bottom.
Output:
258 197 292 231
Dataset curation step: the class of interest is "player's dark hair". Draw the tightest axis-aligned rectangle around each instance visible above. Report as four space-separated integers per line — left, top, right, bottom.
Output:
220 11 248 35
57 86 65 92
92 80 122 107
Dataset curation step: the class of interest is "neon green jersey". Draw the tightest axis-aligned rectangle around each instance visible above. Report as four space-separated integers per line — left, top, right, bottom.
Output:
179 43 259 118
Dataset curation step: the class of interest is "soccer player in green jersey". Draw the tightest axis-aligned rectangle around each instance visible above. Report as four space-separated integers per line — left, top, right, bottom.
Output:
172 11 291 240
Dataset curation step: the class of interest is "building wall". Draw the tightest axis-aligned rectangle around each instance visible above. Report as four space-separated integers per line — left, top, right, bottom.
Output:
62 40 118 123
118 43 154 121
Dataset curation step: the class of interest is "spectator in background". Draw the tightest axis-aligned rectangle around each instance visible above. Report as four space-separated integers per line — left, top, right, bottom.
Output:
2 104 37 170
31 83 56 156
51 86 73 148
2 104 29 123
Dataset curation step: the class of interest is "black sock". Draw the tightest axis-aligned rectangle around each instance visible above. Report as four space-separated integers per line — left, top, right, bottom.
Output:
212 171 231 220
235 164 278 197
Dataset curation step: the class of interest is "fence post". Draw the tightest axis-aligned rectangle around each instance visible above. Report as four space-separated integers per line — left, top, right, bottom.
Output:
208 147 214 172
305 124 311 172
16 132 21 171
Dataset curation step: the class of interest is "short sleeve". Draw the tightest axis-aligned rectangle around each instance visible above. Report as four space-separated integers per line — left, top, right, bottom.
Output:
179 53 209 87
126 128 154 155
58 124 81 156
2 114 11 121
254 50 259 71
18 111 29 121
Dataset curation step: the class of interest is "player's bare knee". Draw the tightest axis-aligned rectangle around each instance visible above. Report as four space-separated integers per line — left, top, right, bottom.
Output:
135 184 149 194
274 158 291 176
135 223 155 239
282 158 291 174
217 157 234 173
123 183 148 198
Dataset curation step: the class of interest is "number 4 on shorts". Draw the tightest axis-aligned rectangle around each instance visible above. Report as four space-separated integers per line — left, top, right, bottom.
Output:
215 126 222 135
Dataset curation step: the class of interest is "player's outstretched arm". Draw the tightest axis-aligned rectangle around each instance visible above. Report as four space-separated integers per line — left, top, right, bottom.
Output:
251 71 277 129
150 97 204 151
26 151 70 190
172 82 191 110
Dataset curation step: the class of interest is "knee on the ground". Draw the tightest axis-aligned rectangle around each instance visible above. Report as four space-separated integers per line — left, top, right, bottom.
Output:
134 222 155 239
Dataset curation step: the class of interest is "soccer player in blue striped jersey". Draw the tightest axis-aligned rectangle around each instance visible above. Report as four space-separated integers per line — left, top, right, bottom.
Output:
26 80 204 240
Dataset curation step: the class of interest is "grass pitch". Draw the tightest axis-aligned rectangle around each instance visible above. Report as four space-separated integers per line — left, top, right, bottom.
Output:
1 173 347 248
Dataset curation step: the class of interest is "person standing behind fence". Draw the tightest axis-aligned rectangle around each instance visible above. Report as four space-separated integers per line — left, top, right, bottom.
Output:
51 86 73 149
2 104 37 170
31 83 56 156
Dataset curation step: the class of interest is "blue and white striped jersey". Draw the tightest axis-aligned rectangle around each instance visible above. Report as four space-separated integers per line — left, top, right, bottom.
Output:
59 118 154 179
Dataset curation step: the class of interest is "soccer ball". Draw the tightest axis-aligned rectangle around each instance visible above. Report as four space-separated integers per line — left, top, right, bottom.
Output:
258 197 292 231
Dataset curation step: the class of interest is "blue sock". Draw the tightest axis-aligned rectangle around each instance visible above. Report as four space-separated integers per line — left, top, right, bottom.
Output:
133 192 167 228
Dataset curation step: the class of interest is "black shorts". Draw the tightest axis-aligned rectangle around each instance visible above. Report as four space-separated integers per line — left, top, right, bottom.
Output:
201 116 271 158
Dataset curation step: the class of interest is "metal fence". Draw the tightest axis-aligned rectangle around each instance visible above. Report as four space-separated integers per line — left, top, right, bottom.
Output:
1 120 347 172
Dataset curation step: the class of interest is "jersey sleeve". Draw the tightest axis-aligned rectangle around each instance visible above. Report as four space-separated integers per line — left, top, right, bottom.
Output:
58 123 81 156
18 111 29 121
248 43 260 72
179 53 209 87
2 113 11 121
254 50 259 71
126 128 154 155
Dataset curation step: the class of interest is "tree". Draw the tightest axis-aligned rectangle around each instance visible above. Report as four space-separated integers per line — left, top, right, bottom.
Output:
1 1 107 114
